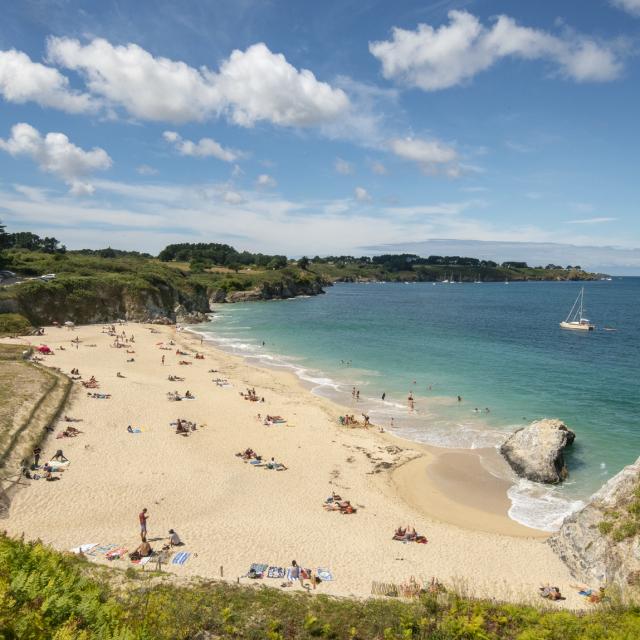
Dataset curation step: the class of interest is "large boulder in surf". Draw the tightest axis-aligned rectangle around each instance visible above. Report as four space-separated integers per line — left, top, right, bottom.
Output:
500 418 575 484
548 456 640 593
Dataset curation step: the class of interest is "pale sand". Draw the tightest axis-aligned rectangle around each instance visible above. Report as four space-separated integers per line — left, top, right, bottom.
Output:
1 323 583 607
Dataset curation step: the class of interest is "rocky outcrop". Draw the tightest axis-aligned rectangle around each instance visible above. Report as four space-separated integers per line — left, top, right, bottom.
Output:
500 419 575 484
174 304 210 324
548 457 640 592
211 278 327 304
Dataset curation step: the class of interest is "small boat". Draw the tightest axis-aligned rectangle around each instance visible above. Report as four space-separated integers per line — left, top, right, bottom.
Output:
560 287 595 331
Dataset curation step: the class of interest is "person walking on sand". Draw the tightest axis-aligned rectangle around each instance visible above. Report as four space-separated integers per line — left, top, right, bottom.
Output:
290 560 305 588
161 355 165 366
139 508 149 542
33 446 42 468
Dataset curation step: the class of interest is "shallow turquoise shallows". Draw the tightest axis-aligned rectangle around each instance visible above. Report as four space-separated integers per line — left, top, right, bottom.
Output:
193 278 640 531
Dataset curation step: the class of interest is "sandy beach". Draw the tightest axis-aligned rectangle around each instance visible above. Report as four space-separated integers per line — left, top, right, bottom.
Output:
1 322 584 607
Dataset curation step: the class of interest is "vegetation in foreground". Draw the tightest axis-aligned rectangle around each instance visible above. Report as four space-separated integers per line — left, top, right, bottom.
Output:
1 534 640 640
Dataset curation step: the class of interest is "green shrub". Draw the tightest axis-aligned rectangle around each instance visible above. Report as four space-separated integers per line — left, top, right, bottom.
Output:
0 312 32 336
612 520 638 542
598 521 614 535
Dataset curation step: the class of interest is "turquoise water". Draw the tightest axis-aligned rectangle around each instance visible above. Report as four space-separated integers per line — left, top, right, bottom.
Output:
193 279 640 530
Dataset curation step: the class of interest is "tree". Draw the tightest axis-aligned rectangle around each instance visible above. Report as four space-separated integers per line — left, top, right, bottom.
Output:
268 255 287 270
0 220 7 268
298 256 309 270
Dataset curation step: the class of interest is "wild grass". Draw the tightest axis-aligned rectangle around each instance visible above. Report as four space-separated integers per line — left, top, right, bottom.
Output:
1 534 640 639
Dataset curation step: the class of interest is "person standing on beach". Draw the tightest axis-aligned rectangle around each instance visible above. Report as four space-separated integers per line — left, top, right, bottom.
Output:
290 560 305 588
381 392 386 401
161 355 165 366
33 446 41 468
139 508 149 542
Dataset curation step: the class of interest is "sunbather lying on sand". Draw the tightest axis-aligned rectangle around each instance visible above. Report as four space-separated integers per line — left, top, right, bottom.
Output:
236 448 258 460
87 392 111 399
539 585 564 601
324 500 356 514
265 457 288 471
178 360 192 365
392 525 427 543
57 426 81 438
168 375 184 381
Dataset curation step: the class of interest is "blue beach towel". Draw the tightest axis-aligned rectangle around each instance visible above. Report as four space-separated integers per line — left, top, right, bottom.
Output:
172 551 191 565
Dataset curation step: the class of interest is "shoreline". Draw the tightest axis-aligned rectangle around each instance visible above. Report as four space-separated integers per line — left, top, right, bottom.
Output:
183 325 538 537
189 318 551 539
1 322 582 607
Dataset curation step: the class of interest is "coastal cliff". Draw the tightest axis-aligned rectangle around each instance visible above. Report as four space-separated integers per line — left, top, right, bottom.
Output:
549 457 640 594
1 270 329 326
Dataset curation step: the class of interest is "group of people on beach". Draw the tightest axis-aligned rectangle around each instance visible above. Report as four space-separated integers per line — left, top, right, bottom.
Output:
241 387 264 402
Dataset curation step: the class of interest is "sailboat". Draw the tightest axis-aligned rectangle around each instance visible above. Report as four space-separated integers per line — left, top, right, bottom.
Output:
560 287 595 331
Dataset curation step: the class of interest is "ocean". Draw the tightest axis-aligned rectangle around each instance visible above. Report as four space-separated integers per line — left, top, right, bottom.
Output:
191 278 640 531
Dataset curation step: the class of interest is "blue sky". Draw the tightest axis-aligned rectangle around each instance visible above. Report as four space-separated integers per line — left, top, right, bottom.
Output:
0 0 639 271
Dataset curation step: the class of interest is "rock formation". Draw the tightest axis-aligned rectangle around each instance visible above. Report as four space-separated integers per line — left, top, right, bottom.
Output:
549 457 640 593
500 418 575 484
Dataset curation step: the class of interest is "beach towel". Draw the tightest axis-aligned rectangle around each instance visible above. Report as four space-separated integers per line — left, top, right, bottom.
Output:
172 551 191 565
316 568 333 582
46 460 70 470
249 460 263 466
70 543 98 554
128 428 142 433
86 544 117 557
106 547 127 560
267 566 286 579
131 555 154 566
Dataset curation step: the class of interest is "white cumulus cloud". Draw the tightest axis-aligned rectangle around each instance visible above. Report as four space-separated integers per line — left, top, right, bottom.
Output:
389 137 461 176
369 10 622 91
223 190 244 204
354 186 371 201
370 161 387 175
612 0 640 16
0 48 96 113
136 164 158 176
163 131 240 162
335 158 354 175
256 174 277 188
0 122 111 195
46 37 349 127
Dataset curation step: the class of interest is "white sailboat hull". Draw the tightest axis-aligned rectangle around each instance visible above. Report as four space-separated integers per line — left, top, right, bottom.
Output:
559 321 594 331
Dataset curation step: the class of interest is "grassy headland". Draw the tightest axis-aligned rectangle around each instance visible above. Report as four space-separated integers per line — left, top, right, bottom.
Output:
0 228 600 330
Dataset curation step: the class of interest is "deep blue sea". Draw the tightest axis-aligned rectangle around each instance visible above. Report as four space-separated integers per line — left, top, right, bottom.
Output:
192 278 640 531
